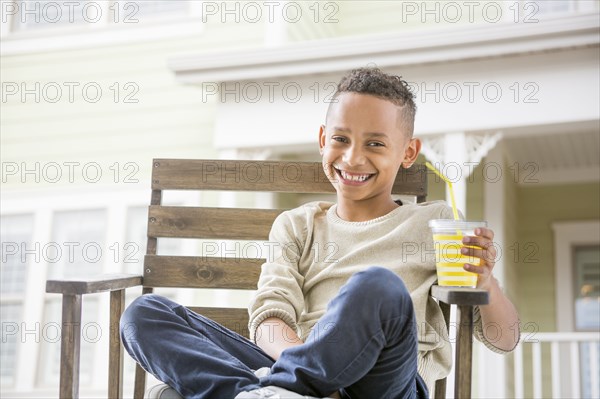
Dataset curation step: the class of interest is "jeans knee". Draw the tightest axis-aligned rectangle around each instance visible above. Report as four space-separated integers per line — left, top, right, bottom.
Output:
120 294 167 342
349 266 410 303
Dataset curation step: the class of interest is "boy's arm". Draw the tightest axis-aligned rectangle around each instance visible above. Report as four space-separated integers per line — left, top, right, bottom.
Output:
256 318 343 399
248 211 306 345
462 227 520 352
477 277 520 351
255 317 303 360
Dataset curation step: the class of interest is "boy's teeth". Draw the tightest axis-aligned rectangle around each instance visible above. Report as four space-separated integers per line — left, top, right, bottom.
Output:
340 170 371 182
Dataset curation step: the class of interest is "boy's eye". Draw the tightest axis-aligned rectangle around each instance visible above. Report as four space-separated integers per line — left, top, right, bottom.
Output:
332 136 348 143
368 142 385 147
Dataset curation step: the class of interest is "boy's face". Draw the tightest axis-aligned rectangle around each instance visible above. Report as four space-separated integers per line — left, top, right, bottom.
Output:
319 92 421 203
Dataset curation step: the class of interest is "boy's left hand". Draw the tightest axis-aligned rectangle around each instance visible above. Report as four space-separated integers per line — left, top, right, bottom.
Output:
461 227 497 290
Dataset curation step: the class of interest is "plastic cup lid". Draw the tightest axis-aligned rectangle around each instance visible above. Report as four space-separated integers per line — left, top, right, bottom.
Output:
428 219 488 230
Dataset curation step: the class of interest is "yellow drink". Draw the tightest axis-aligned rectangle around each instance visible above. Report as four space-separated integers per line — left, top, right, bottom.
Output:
429 220 488 288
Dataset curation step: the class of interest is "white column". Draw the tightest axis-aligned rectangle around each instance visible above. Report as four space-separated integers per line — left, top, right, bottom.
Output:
479 143 507 398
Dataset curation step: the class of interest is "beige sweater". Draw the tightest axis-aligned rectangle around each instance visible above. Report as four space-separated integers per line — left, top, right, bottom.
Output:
248 200 511 392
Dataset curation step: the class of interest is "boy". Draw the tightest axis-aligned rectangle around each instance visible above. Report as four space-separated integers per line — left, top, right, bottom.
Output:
121 68 520 399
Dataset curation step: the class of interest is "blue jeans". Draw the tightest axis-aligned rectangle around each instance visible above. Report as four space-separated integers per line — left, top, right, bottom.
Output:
120 267 429 399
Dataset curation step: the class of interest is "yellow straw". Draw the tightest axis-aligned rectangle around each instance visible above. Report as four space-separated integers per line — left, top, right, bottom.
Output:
425 161 461 221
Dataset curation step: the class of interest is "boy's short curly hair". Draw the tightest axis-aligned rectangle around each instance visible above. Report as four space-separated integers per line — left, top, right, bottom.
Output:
327 67 417 137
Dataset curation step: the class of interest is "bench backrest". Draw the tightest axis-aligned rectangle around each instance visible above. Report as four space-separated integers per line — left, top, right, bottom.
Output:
143 159 428 337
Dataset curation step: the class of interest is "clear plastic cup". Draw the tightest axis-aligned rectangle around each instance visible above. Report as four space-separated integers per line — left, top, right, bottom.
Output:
428 219 488 288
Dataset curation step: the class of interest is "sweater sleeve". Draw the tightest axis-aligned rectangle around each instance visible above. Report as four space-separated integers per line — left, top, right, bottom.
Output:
247 211 306 344
473 305 520 353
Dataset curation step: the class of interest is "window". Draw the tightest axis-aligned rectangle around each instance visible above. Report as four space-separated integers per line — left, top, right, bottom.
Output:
132 0 189 18
9 0 190 33
11 0 93 32
573 245 600 399
38 209 107 387
123 206 147 276
553 220 600 332
0 214 34 386
0 303 23 385
574 245 600 331
0 189 197 395
553 221 600 399
1 214 33 294
1 0 204 54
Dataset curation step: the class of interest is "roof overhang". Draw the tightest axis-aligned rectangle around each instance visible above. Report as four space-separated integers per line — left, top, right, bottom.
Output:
168 13 599 83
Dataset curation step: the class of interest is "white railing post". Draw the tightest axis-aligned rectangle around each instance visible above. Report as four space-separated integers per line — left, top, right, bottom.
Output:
513 332 600 398
570 342 581 398
514 342 524 398
532 342 542 398
590 342 599 399
551 341 561 398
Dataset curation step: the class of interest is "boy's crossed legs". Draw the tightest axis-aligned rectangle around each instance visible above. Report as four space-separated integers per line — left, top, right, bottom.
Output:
120 266 427 398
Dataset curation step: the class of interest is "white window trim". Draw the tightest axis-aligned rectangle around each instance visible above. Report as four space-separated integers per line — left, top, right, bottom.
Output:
0 186 201 395
1 188 145 392
553 220 600 332
0 0 204 56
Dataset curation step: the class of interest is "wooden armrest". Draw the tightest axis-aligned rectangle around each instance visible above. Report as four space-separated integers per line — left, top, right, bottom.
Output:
46 274 142 295
48 275 140 398
431 284 488 399
430 285 489 306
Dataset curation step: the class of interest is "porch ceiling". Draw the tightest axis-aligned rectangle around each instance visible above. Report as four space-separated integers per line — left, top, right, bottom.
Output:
503 129 600 184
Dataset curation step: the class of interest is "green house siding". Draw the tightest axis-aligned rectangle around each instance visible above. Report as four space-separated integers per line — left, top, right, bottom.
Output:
517 182 600 332
516 182 600 398
0 20 265 191
466 162 484 220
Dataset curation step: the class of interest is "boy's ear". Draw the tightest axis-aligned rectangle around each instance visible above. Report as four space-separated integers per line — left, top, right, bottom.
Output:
318 125 326 155
401 138 421 169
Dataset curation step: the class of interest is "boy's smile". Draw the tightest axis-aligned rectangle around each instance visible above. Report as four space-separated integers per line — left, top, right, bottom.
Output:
319 92 421 221
333 166 375 184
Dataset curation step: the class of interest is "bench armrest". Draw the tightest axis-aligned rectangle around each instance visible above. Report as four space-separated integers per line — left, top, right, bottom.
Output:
47 274 141 398
46 274 143 295
431 284 489 399
430 285 489 306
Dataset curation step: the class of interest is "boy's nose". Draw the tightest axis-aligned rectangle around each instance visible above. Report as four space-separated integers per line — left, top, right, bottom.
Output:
343 146 366 166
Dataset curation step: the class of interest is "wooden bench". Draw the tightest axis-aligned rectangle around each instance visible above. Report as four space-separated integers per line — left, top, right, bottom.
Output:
46 158 489 399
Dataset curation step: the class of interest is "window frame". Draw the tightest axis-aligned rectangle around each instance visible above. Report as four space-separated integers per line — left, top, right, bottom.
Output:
2 188 148 395
0 186 203 394
553 220 600 332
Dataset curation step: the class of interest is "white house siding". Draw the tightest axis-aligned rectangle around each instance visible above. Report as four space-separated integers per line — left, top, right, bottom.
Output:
0 14 266 398
286 2 338 42
1 21 266 192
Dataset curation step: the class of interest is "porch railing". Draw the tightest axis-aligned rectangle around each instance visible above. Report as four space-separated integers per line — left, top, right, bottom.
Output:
514 332 600 398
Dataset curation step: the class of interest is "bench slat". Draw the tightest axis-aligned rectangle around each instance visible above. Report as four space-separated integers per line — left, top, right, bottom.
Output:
151 159 427 196
147 206 283 240
143 255 262 289
152 159 334 192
